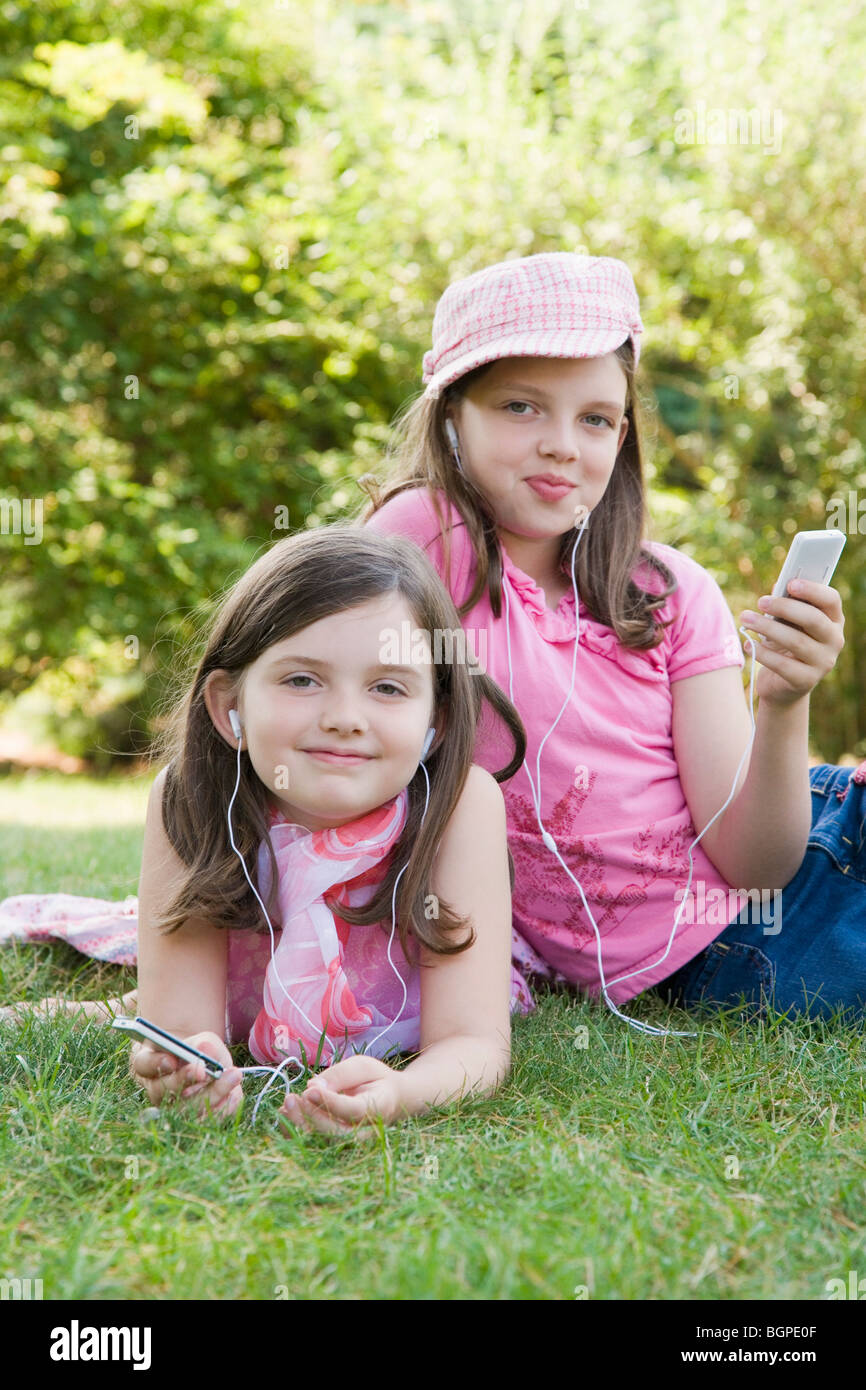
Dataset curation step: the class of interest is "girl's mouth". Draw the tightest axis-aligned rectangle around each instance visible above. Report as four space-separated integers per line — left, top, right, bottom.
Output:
303 750 372 765
525 477 577 501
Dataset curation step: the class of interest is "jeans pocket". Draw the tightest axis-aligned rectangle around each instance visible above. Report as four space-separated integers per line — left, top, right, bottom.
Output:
807 766 866 886
680 939 775 1015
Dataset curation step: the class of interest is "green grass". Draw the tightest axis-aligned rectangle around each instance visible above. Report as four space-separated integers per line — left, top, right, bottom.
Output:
1 770 864 1301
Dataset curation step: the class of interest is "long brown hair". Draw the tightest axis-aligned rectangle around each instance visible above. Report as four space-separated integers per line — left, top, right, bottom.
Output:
355 340 677 647
149 526 526 961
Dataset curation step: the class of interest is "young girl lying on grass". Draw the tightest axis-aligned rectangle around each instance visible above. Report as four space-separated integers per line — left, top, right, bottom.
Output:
0 527 533 1136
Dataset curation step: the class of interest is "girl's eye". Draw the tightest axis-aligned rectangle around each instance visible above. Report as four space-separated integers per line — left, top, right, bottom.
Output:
282 675 405 696
504 402 614 427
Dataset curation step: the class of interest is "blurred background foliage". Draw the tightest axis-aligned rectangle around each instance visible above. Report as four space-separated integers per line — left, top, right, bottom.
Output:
1 0 864 768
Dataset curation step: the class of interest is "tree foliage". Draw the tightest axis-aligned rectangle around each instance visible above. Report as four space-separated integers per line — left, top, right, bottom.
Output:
1 0 864 764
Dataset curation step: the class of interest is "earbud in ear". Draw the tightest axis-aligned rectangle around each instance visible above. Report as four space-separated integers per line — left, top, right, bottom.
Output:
444 419 465 475
228 709 242 741
420 727 436 762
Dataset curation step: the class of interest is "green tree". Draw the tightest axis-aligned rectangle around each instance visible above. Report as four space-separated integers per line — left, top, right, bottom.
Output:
2 0 863 764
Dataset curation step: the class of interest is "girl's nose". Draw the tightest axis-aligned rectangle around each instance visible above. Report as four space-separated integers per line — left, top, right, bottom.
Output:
540 425 581 461
318 698 367 734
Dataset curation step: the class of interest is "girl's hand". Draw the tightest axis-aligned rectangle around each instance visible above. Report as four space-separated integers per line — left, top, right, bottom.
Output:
739 579 845 708
129 1030 244 1122
278 1055 403 1139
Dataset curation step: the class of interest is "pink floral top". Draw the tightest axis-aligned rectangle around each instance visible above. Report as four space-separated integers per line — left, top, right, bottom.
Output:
225 801 533 1045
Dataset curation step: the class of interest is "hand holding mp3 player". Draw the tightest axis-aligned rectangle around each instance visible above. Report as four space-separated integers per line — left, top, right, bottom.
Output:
114 1016 245 1118
739 528 846 703
741 529 846 635
112 1015 226 1075
770 529 846 620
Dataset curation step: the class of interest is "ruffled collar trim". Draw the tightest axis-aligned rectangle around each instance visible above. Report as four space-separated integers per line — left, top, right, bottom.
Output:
499 548 667 681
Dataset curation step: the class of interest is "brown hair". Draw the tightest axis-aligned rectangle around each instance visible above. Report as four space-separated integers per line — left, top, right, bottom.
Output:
355 340 677 647
149 526 526 961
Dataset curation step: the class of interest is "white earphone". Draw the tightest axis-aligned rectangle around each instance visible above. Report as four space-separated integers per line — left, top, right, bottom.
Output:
222 706 437 1119
500 511 758 1039
445 418 465 474
444 419 758 1035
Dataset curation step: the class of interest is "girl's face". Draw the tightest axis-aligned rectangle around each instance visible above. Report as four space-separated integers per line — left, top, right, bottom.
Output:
219 594 437 832
445 353 629 546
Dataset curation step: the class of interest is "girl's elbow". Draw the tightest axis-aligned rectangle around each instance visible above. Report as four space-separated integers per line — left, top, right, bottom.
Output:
477 1034 511 1094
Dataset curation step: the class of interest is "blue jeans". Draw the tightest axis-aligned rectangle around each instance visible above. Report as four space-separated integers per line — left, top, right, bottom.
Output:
651 764 866 1021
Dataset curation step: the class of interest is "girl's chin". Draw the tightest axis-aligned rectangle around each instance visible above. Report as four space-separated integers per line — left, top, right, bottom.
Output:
269 778 406 824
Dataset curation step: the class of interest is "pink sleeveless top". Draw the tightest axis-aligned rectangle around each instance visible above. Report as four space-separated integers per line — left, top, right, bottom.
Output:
225 903 422 1048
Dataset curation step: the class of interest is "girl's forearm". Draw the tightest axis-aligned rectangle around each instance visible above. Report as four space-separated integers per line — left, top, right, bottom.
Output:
711 696 812 890
393 1034 511 1118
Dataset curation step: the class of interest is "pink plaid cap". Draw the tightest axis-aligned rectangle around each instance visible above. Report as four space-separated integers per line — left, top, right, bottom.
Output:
421 252 643 398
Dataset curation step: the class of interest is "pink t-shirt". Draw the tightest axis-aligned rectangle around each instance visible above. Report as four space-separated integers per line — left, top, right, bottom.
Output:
365 487 748 1005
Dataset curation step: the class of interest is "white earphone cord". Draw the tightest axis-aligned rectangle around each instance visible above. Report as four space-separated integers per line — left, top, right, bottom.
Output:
226 730 430 1123
227 508 755 1100
501 512 758 1041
